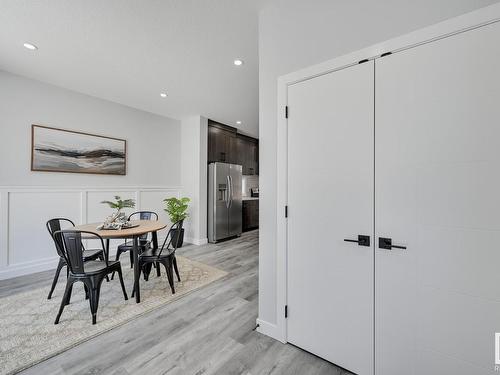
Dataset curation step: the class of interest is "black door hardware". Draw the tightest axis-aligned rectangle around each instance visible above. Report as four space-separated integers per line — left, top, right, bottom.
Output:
344 235 370 247
378 237 407 250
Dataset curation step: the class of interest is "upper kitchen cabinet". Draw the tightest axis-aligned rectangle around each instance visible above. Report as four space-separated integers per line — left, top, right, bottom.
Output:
238 134 258 175
208 121 238 164
208 120 259 175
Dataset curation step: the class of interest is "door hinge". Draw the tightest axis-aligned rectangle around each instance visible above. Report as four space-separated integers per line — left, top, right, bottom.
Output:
285 305 288 318
285 106 288 119
285 205 288 218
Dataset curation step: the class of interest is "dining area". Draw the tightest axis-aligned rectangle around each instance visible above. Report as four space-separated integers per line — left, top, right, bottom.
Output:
0 195 228 375
46 211 182 325
44 195 192 325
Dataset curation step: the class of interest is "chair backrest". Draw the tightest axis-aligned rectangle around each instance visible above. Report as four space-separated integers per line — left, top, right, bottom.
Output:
46 218 75 258
54 230 107 275
128 211 158 240
158 220 184 256
128 211 159 221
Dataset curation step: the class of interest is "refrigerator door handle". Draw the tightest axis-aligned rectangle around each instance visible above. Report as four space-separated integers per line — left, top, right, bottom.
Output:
226 175 231 208
228 175 233 208
231 175 234 205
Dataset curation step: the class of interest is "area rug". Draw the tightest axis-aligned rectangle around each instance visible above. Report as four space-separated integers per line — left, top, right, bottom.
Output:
0 256 227 375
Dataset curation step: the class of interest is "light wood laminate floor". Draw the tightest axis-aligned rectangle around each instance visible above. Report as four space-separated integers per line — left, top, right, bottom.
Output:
2 231 351 375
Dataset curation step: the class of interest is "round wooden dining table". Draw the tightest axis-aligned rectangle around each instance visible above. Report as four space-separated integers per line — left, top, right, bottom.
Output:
73 220 167 303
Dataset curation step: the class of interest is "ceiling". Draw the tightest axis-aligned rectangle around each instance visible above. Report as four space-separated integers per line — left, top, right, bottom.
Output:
0 0 267 136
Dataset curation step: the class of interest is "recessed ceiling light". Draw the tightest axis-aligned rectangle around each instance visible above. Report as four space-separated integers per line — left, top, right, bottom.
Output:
233 59 244 66
160 93 167 98
23 42 38 50
236 121 242 125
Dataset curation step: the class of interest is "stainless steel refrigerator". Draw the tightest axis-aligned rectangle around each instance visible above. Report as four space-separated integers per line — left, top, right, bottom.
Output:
208 162 242 243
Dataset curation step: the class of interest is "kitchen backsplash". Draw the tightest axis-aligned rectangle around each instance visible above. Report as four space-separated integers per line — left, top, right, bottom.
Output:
242 175 259 197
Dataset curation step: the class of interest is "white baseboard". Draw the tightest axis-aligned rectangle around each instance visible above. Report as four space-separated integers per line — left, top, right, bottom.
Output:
184 237 208 246
256 318 286 343
196 238 208 246
0 256 60 280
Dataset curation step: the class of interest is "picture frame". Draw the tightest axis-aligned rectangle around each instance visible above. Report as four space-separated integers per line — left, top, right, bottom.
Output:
31 124 127 175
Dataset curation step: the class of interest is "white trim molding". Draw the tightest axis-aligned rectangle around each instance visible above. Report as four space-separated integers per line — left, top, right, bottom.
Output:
0 185 181 280
256 319 285 343
184 236 208 246
269 3 500 344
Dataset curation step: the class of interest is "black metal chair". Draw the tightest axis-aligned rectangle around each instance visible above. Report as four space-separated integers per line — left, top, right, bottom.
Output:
114 211 159 268
110 211 160 281
53 230 128 325
132 220 183 297
46 218 106 300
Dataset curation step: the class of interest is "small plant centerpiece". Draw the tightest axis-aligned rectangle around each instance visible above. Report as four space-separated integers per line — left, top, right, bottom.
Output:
163 197 190 247
99 196 136 229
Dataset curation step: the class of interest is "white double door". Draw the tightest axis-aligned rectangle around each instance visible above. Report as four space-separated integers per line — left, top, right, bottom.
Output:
287 21 500 375
287 60 375 375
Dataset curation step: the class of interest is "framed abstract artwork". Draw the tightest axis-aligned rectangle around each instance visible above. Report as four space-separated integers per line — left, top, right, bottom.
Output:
31 125 127 175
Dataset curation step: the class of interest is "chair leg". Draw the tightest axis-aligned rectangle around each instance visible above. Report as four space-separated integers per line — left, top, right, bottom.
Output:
162 259 175 294
143 263 153 281
111 249 122 280
48 258 65 299
83 283 89 300
65 282 74 305
173 256 181 282
116 267 128 301
98 253 110 282
131 266 141 298
156 261 161 277
88 278 103 325
54 278 74 324
129 250 134 269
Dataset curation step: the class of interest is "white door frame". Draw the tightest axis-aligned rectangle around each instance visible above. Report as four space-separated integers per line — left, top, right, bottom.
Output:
265 3 500 344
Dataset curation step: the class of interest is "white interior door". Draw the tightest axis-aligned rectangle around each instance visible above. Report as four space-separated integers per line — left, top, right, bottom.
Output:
287 61 374 375
375 21 500 375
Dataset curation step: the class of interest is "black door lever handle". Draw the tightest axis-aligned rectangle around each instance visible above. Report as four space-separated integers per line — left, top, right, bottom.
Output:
378 237 407 250
344 235 370 247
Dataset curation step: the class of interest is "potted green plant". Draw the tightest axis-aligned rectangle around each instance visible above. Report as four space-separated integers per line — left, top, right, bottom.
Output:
100 195 136 223
163 197 190 247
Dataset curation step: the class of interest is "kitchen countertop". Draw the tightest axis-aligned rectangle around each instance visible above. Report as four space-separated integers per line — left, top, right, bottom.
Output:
242 197 259 201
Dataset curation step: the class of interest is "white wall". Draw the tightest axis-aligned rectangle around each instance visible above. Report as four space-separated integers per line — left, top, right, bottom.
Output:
257 0 500 329
180 115 208 245
0 70 181 186
0 70 182 279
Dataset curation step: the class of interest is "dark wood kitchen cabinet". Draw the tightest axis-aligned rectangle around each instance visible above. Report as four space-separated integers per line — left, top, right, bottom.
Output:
232 136 245 167
246 137 258 175
208 120 259 175
208 123 237 163
243 199 259 231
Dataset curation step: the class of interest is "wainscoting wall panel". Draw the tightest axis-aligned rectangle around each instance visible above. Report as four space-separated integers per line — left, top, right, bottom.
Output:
0 186 181 280
8 191 83 266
